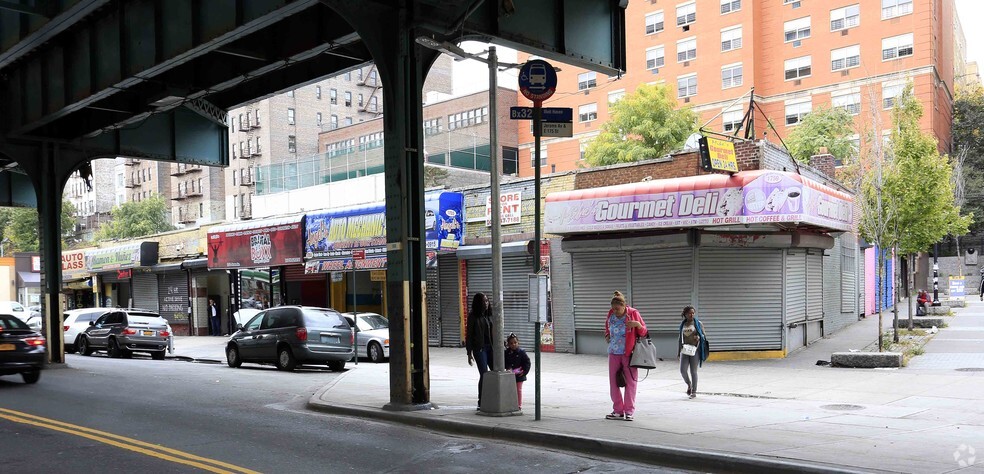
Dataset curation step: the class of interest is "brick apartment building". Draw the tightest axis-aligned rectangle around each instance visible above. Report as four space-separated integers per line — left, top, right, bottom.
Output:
516 0 965 177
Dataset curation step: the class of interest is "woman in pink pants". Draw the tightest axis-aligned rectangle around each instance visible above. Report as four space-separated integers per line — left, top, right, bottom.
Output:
604 291 647 421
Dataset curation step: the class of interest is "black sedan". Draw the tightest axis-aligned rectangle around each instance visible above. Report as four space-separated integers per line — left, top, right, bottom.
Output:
0 314 46 384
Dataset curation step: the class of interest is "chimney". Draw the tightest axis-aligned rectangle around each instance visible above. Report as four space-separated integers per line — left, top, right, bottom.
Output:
808 149 835 179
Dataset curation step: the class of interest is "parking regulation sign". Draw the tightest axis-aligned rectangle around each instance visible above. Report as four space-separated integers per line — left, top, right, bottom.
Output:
518 59 557 104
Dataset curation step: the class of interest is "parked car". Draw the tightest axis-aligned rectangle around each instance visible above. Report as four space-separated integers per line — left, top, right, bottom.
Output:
77 309 170 360
25 315 43 331
0 301 31 322
342 312 390 363
226 306 354 371
0 314 46 384
63 308 110 353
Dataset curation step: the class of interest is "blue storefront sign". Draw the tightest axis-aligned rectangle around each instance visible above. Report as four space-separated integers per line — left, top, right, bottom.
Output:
425 192 464 251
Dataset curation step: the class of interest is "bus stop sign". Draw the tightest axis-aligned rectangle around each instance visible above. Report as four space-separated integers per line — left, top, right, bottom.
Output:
519 59 557 104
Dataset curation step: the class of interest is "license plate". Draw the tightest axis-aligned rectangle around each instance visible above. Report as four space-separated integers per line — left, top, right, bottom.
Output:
142 330 154 336
0 343 14 351
321 336 340 344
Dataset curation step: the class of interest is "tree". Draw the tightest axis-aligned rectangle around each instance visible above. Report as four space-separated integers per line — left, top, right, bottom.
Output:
583 84 697 166
424 164 449 189
94 195 173 241
953 84 984 233
1 200 79 253
785 105 856 163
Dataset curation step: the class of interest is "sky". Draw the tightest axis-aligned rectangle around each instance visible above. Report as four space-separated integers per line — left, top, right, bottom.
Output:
956 0 984 75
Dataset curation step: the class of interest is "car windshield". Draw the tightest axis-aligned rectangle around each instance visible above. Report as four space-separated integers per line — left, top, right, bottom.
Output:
0 315 29 330
357 314 389 331
128 316 166 326
303 309 350 330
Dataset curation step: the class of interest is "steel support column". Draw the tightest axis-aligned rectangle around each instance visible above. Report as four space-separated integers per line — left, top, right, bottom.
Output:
37 143 68 363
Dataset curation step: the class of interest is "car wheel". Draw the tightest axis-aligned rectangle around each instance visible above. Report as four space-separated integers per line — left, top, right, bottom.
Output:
276 346 297 371
151 351 165 361
21 370 40 384
368 342 384 363
78 336 92 356
122 348 133 359
328 360 346 372
226 345 242 368
108 338 122 358
65 338 78 354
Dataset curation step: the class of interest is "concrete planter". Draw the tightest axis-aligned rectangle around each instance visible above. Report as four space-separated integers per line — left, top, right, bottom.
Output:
831 351 903 368
926 305 951 315
894 317 944 329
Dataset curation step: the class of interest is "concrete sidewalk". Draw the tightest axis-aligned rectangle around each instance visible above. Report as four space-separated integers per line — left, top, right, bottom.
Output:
304 303 984 474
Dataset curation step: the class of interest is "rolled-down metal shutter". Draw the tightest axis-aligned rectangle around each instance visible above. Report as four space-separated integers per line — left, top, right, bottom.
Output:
439 255 462 346
841 235 857 313
466 255 535 347
629 248 694 333
426 264 440 346
807 250 823 321
785 250 807 324
573 252 628 332
158 272 189 323
131 272 159 313
698 248 783 350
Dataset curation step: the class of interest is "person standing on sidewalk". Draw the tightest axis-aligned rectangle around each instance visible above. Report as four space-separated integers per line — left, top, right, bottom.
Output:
209 299 220 336
605 291 647 421
465 292 494 409
504 333 531 409
678 305 708 399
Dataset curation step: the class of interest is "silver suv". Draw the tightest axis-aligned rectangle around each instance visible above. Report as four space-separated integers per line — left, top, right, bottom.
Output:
226 306 354 371
78 310 170 360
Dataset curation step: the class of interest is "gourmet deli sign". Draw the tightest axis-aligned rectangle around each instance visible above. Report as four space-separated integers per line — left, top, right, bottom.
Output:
544 170 853 234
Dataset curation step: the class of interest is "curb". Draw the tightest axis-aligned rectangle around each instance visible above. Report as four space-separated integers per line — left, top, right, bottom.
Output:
306 374 886 474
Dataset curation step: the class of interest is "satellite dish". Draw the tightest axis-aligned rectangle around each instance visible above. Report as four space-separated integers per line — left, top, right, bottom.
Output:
683 133 702 150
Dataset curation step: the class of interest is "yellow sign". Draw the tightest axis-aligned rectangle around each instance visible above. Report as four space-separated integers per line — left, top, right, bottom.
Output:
370 270 387 282
706 136 738 172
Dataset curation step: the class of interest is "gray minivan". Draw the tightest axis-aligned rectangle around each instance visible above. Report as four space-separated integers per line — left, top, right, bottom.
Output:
226 306 354 371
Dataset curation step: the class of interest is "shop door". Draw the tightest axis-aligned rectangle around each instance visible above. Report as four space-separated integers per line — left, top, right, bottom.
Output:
806 250 824 343
572 251 628 354
132 272 159 313
628 248 694 355
426 264 440 346
438 255 462 347
698 248 783 351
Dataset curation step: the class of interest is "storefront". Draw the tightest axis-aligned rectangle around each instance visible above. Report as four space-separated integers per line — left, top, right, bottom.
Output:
61 249 94 309
545 170 854 358
14 253 41 306
86 242 159 309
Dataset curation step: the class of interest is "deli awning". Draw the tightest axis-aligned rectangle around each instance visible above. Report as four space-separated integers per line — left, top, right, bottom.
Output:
545 170 853 235
206 215 305 269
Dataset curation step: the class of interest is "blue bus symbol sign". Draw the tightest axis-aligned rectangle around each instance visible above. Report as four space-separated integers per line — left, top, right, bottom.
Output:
519 59 557 104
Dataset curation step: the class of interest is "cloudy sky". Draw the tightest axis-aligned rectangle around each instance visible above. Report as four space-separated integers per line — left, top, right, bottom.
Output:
956 0 984 72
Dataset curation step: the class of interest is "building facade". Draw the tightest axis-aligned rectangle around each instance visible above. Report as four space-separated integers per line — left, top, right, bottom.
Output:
65 159 120 242
517 0 961 176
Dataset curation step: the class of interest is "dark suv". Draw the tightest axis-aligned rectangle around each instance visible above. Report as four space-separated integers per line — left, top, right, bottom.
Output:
226 306 354 371
78 310 170 360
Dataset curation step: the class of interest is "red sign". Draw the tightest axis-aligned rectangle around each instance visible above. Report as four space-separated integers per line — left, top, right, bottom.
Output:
351 249 366 260
207 221 304 269
117 269 132 280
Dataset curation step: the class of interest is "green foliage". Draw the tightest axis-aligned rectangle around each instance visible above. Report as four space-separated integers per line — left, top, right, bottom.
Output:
94 195 173 241
423 165 449 189
1 200 79 252
583 84 697 166
785 105 856 163
953 84 984 232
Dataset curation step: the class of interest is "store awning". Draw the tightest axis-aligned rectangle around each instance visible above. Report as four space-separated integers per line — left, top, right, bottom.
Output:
181 258 208 270
17 271 40 288
87 242 159 272
207 215 305 269
545 170 853 235
457 241 530 260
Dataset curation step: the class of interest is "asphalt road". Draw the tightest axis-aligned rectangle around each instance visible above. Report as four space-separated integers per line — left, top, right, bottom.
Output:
0 353 686 473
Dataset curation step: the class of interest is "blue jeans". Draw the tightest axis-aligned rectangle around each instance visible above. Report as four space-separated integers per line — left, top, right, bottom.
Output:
211 316 221 336
473 345 493 406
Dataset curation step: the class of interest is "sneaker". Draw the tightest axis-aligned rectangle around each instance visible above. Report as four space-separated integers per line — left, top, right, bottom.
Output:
689 392 696 399
624 414 634 421
605 412 623 420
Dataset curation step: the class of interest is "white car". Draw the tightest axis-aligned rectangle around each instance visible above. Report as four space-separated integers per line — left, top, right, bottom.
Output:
25 315 43 331
342 312 390 363
0 301 31 322
63 308 110 353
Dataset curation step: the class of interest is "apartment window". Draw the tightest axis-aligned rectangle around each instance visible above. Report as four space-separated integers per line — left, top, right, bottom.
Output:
723 109 744 132
531 146 547 168
287 90 294 97
240 142 245 156
578 72 597 91
721 63 743 89
831 45 861 71
316 86 322 99
785 99 812 126
882 33 914 60
238 114 245 129
677 74 697 98
424 118 442 135
720 0 740 14
288 135 296 153
369 70 378 86
882 83 904 109
357 68 363 81
369 96 378 112
832 92 861 115
677 37 697 62
784 17 811 42
330 114 338 129
247 138 253 155
330 89 337 105
255 137 261 154
646 46 665 70
287 108 295 125
721 26 742 52
830 4 860 31
200 203 204 217
254 109 260 124
784 56 812 80
317 112 323 124
345 71 351 81
579 103 598 122
676 2 696 27
230 117 236 133
882 0 912 20
608 90 626 104
345 91 352 107
344 117 353 126
645 11 664 34
358 94 364 107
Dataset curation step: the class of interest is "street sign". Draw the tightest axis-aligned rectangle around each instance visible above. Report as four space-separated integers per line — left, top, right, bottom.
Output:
351 249 365 260
518 59 557 103
510 106 573 122
541 121 573 138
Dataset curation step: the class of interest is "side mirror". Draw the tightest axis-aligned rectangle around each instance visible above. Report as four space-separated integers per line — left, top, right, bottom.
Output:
237 324 244 331
89 321 95 326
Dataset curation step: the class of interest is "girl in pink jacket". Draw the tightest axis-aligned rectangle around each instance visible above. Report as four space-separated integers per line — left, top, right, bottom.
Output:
604 291 647 421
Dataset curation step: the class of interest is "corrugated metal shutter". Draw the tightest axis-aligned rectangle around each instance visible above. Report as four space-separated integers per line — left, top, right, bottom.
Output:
132 272 159 313
698 248 783 350
807 250 823 321
284 264 323 282
629 248 694 333
426 264 440 346
858 250 865 315
466 255 535 347
841 235 857 313
573 252 628 331
158 272 188 323
785 250 807 324
439 255 462 346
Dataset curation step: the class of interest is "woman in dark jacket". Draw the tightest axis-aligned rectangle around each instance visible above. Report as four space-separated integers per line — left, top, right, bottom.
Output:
465 292 494 409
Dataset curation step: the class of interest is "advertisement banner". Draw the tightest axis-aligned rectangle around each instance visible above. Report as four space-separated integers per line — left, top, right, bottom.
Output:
545 170 853 234
949 276 966 301
207 218 304 269
62 250 89 280
304 254 387 273
486 191 522 226
426 192 465 251
305 204 386 261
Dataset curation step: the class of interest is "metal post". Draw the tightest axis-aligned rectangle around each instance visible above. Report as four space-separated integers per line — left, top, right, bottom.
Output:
932 244 941 306
352 266 358 365
533 104 542 422
489 46 505 374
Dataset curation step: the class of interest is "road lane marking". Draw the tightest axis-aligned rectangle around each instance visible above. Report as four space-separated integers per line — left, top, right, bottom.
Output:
0 408 259 474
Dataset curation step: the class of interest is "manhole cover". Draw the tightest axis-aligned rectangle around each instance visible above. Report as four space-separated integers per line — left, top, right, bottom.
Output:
821 404 865 411
955 368 984 372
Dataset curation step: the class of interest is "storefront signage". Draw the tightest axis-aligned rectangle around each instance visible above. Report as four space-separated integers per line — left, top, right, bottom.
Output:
304 254 387 273
207 217 304 269
305 204 386 261
486 191 522 226
117 269 132 280
31 256 41 272
698 136 739 173
545 170 853 234
87 242 159 272
426 192 464 251
62 250 89 280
